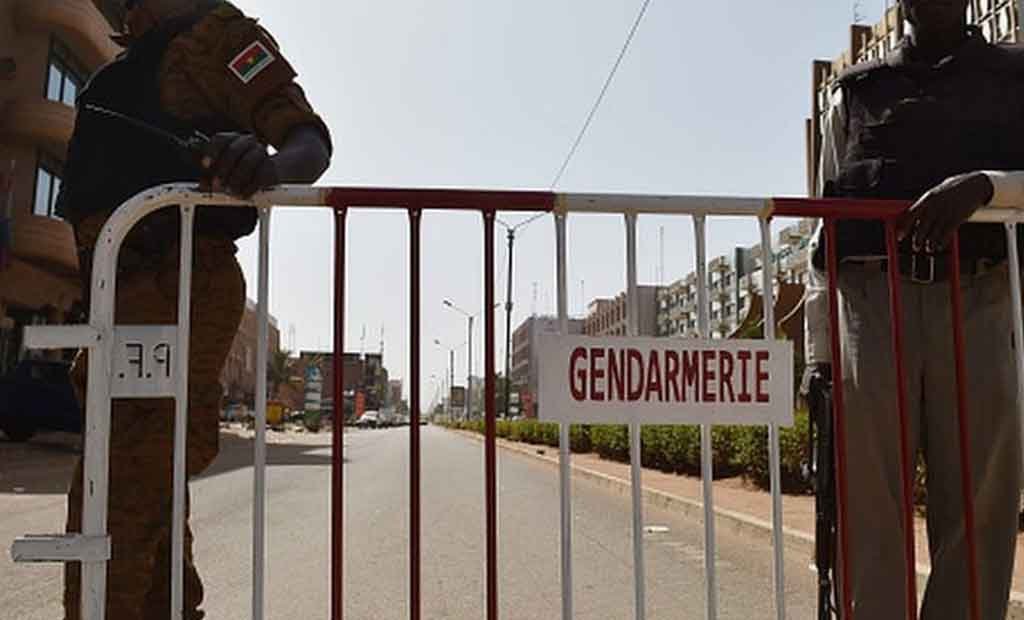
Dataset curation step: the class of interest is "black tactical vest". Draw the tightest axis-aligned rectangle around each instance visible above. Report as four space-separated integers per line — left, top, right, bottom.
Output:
56 1 257 244
815 30 1024 267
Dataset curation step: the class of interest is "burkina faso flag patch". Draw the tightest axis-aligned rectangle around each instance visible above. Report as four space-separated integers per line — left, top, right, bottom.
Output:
229 41 276 84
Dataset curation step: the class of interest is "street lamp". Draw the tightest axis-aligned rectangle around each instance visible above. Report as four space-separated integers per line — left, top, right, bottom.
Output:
442 300 500 419
495 212 547 419
433 339 456 419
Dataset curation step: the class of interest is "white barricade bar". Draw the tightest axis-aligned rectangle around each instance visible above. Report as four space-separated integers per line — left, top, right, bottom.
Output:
538 335 794 426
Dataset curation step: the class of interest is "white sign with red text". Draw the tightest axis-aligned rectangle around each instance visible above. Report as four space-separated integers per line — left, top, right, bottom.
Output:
537 336 794 426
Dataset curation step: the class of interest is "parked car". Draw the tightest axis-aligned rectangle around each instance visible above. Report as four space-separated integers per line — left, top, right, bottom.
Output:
355 410 380 428
0 359 81 442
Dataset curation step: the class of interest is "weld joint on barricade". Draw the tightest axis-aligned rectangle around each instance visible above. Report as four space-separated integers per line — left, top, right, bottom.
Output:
553 194 569 216
325 188 348 212
408 207 422 220
760 199 776 222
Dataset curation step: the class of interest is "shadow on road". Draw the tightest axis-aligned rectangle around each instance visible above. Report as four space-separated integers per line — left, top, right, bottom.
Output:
0 433 80 495
198 431 340 480
0 430 341 495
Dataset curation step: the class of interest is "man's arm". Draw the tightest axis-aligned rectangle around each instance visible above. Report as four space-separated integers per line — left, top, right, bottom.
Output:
895 167 1024 253
804 87 846 377
166 5 333 198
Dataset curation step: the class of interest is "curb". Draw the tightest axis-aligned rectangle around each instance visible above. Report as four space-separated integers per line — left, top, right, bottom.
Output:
447 428 1024 608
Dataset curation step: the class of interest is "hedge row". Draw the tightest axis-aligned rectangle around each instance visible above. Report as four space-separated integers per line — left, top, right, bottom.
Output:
441 413 814 493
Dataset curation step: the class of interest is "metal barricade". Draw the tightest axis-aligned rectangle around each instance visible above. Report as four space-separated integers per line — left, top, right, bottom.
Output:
10 183 1024 620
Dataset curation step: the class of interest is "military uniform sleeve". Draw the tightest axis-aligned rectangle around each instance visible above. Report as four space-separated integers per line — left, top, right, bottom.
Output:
817 88 846 197
161 4 332 151
804 88 846 366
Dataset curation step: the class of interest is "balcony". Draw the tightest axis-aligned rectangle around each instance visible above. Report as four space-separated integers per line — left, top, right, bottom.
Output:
0 98 76 155
11 213 79 278
13 0 120 71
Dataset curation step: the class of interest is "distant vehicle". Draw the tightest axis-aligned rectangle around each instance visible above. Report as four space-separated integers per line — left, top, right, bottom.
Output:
221 403 250 422
356 410 380 428
0 359 81 442
379 408 400 427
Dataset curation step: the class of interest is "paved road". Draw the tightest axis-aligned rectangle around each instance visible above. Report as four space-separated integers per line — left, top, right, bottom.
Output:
2 426 817 619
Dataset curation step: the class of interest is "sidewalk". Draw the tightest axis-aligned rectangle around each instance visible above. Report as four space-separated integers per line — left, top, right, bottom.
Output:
450 429 1024 605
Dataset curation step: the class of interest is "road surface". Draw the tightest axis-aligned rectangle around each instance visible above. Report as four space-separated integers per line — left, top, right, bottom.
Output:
2 425 819 619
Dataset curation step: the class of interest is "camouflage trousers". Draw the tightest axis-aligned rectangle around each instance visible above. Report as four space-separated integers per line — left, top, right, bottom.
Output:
65 217 245 620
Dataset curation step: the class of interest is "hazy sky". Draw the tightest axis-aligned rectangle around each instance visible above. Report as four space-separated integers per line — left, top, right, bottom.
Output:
231 0 890 408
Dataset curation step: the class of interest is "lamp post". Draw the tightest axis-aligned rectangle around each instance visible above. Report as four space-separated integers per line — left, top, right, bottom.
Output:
495 213 547 419
433 339 455 419
443 301 500 419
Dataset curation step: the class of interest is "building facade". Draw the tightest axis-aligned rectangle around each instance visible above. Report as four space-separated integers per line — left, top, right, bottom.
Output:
510 315 583 417
291 351 390 419
657 219 815 338
582 286 661 337
219 299 281 406
0 0 122 376
806 2 1021 194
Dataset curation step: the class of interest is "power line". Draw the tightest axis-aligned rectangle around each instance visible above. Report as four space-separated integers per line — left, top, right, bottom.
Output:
549 0 654 189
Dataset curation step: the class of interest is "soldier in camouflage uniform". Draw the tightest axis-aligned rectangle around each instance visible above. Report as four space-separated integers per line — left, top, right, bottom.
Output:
61 1 332 618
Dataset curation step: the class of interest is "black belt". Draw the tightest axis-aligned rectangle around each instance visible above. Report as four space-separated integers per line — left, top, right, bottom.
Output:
856 254 1001 284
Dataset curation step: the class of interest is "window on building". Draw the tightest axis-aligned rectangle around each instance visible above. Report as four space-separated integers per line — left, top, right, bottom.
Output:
45 40 86 106
33 155 62 218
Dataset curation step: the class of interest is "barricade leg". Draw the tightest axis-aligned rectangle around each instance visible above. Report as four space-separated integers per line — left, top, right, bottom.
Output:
946 232 981 620
623 212 646 620
823 218 854 619
332 207 348 620
759 215 786 620
253 207 272 620
694 214 719 620
554 212 574 620
484 210 499 620
410 208 423 620
883 223 918 620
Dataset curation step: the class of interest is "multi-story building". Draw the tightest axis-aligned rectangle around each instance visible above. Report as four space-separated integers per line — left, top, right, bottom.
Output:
657 218 815 338
388 379 403 409
220 299 281 406
510 315 583 417
291 351 390 419
807 2 1021 194
0 1 121 375
583 286 661 337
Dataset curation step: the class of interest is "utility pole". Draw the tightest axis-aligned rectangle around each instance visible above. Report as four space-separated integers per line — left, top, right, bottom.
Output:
444 300 501 420
435 339 456 419
659 226 665 285
467 316 473 418
504 228 515 419
493 212 546 419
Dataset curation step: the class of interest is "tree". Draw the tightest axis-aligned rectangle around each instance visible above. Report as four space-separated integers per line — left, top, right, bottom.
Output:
267 349 295 399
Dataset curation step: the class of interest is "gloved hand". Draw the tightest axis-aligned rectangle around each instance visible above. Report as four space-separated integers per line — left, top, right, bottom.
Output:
201 132 280 199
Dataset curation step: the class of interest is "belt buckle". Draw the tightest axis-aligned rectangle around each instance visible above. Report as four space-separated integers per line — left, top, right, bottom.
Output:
910 253 936 284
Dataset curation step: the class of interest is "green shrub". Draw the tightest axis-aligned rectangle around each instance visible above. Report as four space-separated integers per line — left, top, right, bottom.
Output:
590 425 630 461
441 413 824 497
569 425 592 453
735 409 812 493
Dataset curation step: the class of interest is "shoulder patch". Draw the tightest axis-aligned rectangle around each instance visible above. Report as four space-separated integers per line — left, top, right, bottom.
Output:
228 40 276 84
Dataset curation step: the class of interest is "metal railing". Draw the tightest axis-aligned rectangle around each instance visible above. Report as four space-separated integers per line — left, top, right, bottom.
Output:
10 183 1024 620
